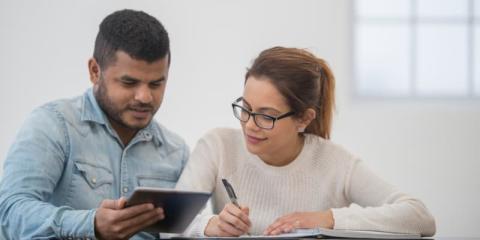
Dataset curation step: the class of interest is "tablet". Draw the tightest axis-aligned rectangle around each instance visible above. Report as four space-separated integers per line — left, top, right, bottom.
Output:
125 187 211 233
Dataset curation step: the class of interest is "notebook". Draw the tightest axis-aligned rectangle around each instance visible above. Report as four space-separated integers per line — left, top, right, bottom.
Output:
243 228 422 239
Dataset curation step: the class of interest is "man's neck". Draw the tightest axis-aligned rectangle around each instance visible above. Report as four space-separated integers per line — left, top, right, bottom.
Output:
109 120 137 146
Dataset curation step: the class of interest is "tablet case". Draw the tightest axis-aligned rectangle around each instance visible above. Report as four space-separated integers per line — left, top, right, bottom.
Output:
126 187 211 233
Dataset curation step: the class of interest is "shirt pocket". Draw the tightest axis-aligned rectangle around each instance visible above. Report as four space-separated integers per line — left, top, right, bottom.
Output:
136 170 178 189
74 161 114 196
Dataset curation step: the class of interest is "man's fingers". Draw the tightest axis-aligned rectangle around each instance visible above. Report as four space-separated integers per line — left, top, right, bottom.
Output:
100 199 117 209
121 208 165 237
99 197 127 210
116 197 127 209
116 203 156 221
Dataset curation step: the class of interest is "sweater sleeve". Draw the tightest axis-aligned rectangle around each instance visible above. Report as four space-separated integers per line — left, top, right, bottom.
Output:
331 160 436 237
176 130 222 237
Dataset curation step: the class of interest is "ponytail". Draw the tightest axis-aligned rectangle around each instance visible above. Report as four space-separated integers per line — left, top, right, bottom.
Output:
305 58 335 139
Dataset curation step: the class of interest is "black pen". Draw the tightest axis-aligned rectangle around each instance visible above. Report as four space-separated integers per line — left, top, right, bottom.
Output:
221 178 251 235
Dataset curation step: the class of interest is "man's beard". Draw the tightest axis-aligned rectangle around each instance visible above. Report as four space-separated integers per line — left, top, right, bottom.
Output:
94 78 156 131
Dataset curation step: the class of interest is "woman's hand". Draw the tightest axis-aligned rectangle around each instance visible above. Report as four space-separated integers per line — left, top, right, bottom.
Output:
264 209 334 235
204 203 252 237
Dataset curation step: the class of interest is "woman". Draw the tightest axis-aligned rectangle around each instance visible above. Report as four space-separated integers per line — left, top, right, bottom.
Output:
176 47 436 237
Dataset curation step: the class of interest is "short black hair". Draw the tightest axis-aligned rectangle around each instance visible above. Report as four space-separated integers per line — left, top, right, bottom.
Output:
93 9 170 69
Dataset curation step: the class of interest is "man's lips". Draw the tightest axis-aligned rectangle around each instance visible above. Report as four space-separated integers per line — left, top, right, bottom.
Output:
129 108 152 119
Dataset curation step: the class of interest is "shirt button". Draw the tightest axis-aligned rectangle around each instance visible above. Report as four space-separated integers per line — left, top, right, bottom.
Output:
145 132 152 139
123 187 128 193
91 178 96 184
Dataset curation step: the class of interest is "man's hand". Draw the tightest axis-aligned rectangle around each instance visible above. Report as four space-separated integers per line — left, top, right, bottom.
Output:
94 197 164 240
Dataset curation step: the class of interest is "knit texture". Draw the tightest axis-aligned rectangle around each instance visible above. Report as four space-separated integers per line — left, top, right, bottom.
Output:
176 128 435 237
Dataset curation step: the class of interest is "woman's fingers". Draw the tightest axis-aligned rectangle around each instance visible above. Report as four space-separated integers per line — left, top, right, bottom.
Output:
264 213 301 235
219 206 250 232
217 220 245 236
205 205 252 237
267 221 298 235
226 204 252 226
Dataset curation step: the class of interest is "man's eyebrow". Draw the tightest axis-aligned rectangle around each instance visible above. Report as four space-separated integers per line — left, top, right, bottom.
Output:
150 76 166 82
120 75 166 82
120 75 140 82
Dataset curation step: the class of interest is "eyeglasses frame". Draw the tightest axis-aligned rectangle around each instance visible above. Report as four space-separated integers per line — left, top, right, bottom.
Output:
231 97 295 130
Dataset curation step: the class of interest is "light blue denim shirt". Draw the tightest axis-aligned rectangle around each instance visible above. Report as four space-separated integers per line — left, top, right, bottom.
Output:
0 89 189 240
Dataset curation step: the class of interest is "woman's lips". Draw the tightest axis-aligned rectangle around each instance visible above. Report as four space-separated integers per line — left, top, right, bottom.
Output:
246 134 267 144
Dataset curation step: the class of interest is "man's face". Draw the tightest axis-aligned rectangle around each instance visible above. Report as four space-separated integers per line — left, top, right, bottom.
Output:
90 51 169 133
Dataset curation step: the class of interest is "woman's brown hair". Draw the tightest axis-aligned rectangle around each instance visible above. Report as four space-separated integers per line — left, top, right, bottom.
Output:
245 47 335 139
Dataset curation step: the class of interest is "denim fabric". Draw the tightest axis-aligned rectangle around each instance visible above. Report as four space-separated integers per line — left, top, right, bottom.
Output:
0 89 189 239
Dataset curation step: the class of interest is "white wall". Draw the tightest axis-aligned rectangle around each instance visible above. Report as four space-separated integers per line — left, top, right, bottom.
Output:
0 0 478 237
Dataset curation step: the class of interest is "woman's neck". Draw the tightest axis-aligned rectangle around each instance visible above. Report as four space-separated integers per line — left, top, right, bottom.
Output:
259 134 305 167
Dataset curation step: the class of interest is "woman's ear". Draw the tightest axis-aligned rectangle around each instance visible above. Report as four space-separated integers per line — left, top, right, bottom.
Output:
296 108 316 133
88 58 101 85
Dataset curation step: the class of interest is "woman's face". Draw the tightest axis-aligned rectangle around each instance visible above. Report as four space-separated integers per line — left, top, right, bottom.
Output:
240 76 303 160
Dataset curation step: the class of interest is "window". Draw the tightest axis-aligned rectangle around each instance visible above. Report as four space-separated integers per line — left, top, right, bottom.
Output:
354 0 480 98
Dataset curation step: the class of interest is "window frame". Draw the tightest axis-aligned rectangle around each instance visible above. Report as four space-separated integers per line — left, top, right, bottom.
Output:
351 0 480 100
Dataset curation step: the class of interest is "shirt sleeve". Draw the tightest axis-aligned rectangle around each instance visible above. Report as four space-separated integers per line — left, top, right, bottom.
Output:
331 160 436 237
0 106 96 239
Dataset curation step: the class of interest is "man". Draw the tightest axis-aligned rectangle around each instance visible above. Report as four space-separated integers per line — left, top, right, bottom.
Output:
0 9 189 239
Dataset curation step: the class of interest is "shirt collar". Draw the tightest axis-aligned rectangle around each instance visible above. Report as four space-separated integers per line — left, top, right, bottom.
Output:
80 88 163 147
81 88 107 125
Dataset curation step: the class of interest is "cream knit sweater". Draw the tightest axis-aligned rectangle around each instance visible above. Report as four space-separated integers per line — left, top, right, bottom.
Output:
176 128 436 237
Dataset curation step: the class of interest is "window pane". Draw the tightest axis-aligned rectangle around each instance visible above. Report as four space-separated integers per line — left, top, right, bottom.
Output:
416 24 468 96
355 23 410 96
475 26 480 95
418 0 468 18
356 0 410 18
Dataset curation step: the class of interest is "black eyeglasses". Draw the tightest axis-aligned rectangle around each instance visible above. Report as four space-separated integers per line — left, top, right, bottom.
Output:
231 97 295 130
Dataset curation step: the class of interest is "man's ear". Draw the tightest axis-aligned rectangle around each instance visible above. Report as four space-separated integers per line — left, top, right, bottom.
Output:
296 108 316 133
88 58 101 85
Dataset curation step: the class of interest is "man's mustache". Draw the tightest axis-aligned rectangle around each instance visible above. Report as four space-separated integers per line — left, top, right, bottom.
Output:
128 103 154 112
